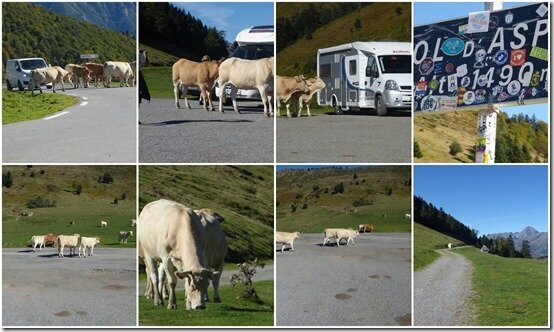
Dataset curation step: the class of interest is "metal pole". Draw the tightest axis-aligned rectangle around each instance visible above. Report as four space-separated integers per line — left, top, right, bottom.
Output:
475 1 502 163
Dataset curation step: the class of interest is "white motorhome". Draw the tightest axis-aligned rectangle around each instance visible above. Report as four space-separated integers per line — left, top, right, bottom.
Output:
317 42 412 116
220 25 274 101
5 58 48 91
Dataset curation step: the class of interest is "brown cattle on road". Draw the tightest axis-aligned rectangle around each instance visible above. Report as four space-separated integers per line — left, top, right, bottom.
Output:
172 56 223 111
83 62 104 87
358 224 374 233
29 67 67 96
276 75 309 118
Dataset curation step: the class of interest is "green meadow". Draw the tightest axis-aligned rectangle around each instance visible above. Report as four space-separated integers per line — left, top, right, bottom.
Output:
413 222 465 270
2 91 78 124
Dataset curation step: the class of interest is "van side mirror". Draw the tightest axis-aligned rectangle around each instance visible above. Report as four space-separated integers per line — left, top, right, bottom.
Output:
365 66 378 78
15 66 21 72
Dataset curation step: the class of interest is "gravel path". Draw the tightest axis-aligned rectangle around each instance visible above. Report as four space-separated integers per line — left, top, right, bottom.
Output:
276 110 411 163
139 99 274 163
414 248 476 326
3 248 136 327
276 233 411 326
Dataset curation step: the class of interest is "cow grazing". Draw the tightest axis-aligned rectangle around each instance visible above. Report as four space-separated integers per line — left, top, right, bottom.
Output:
57 234 80 257
103 61 133 87
83 62 104 87
139 199 212 310
172 57 222 111
447 243 452 250
358 224 374 233
79 236 100 257
29 67 66 96
29 235 46 252
118 230 133 243
405 213 411 219
296 77 326 117
275 231 300 253
218 57 274 117
100 221 108 228
195 208 228 303
276 75 309 118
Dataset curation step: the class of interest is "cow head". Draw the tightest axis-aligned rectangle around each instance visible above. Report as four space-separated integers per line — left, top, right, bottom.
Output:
294 76 310 93
175 268 211 310
308 77 326 91
195 209 225 223
95 237 100 244
293 231 301 239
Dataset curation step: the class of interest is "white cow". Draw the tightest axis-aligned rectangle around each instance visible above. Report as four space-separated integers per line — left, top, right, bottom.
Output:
103 61 133 87
118 230 133 243
405 213 411 219
79 236 100 257
218 57 274 117
131 219 137 227
276 75 309 117
100 221 108 228
195 209 227 303
139 199 212 310
29 235 46 252
296 76 326 117
275 231 300 253
448 243 452 250
29 67 67 96
57 234 80 257
323 228 358 246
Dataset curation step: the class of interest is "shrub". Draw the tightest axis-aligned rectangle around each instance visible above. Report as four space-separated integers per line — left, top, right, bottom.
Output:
29 171 36 178
449 141 462 156
72 183 82 195
230 259 265 302
396 7 403 15
353 197 373 207
302 203 308 209
386 187 393 196
99 173 114 184
291 204 297 213
26 196 56 209
2 171 13 188
414 141 423 158
46 184 58 192
354 19 362 29
113 197 119 204
120 192 128 200
39 170 45 175
331 182 344 195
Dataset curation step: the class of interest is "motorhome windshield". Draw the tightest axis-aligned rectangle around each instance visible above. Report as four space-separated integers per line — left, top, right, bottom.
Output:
20 59 47 70
231 44 273 60
377 55 410 74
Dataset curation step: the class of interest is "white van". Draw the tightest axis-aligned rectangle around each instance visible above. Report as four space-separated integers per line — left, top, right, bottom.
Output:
220 25 274 101
5 58 48 91
317 42 412 116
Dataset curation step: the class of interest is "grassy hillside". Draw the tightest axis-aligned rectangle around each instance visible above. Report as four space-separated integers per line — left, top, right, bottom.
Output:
2 3 135 67
2 91 78 124
2 166 136 248
277 166 411 233
139 166 274 262
414 111 548 163
414 222 466 270
139 43 180 67
458 247 548 326
276 2 411 77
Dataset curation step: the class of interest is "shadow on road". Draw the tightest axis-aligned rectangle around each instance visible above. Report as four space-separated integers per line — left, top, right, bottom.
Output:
17 249 35 253
37 253 62 258
142 119 254 126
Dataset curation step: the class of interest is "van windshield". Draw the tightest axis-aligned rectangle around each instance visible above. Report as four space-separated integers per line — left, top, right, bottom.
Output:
231 45 273 60
378 55 410 74
20 59 47 70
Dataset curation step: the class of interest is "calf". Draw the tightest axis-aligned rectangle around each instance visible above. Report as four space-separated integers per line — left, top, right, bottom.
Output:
44 234 58 247
172 56 222 111
100 221 108 228
336 229 359 246
79 237 100 257
447 243 452 250
119 230 133 243
358 224 374 233
296 77 326 117
276 75 309 117
275 231 300 253
405 213 411 219
29 235 46 252
57 234 80 257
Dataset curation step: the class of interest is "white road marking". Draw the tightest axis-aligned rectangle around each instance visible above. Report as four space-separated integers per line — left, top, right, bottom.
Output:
80 101 88 106
82 97 89 101
43 111 70 120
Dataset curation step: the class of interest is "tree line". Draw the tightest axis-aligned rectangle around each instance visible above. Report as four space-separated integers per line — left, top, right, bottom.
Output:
495 112 548 163
139 2 228 63
477 234 533 259
276 3 370 52
2 3 136 66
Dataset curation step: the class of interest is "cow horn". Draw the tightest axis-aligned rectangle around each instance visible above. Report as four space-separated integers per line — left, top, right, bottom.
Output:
175 270 192 280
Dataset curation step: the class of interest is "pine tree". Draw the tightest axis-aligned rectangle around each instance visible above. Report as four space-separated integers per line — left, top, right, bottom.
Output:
521 240 532 259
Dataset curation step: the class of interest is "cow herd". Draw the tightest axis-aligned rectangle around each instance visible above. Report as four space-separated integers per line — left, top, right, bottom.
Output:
276 75 326 117
276 226 374 253
29 60 135 96
27 219 136 257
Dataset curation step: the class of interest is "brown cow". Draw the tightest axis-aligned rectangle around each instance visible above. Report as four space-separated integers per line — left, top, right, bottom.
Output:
30 67 67 96
83 62 104 87
276 75 309 117
358 224 374 233
172 56 224 111
44 234 58 247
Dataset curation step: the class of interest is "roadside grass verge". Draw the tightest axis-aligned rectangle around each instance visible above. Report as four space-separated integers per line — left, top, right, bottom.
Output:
139 276 274 326
414 222 465 270
2 91 78 124
457 246 548 326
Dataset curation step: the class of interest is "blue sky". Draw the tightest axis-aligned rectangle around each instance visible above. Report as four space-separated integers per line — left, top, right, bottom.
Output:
414 2 549 122
414 165 548 235
171 2 274 43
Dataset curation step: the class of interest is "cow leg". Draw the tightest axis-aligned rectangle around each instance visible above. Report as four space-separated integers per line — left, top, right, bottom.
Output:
258 86 269 117
60 80 65 92
286 104 292 118
78 245 83 258
163 259 178 309
52 82 56 93
205 89 215 111
267 93 273 117
182 86 191 109
218 81 226 113
90 245 94 256
212 264 224 303
145 256 163 306
290 242 295 251
199 86 209 111
276 99 282 117
230 86 240 114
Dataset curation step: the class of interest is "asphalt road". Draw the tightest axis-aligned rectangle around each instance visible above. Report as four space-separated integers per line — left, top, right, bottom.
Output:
276 233 411 327
276 110 411 163
414 248 476 326
3 87 136 163
139 99 274 163
2 247 136 327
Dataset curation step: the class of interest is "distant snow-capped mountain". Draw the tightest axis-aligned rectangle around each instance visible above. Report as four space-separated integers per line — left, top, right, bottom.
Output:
488 226 548 258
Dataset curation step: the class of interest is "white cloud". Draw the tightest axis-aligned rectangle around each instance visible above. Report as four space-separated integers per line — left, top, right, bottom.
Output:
171 2 234 29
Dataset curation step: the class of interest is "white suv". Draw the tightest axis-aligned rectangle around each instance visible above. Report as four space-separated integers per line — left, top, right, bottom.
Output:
5 58 48 91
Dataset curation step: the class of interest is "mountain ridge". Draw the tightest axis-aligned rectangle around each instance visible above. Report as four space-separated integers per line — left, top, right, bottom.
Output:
488 226 548 258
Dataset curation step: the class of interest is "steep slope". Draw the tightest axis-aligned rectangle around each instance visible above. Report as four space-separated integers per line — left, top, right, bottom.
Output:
488 226 548 258
139 166 274 262
34 3 136 35
277 166 411 233
2 3 135 66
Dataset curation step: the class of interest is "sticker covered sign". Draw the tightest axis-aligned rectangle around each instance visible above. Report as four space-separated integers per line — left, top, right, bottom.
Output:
413 3 548 112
